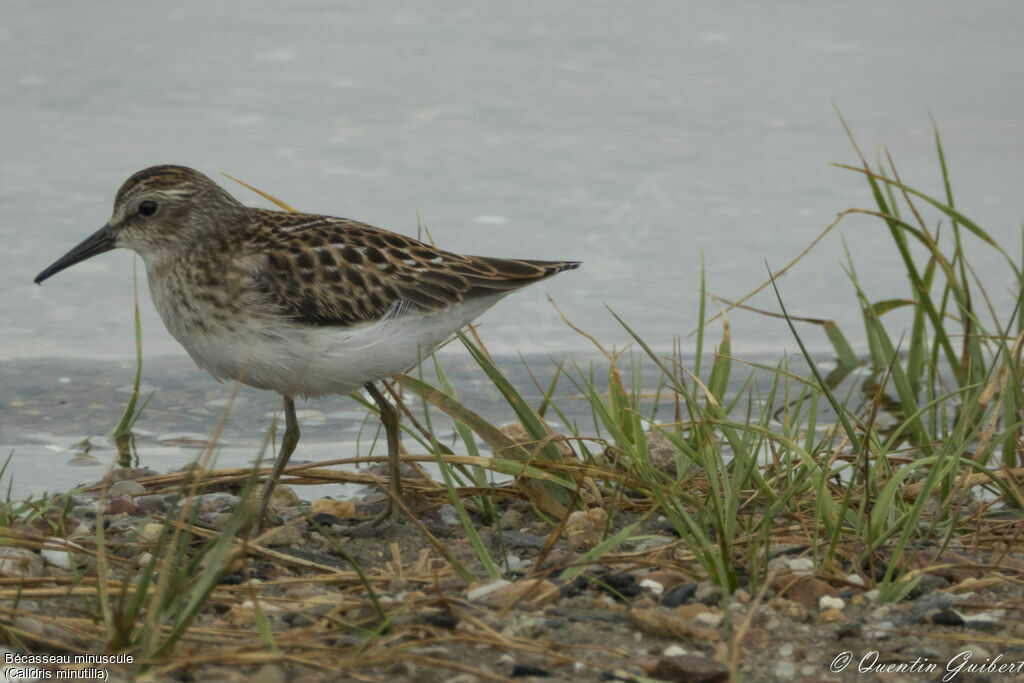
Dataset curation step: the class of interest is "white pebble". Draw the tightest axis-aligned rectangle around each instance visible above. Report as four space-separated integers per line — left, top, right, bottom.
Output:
788 557 813 572
466 580 510 602
819 596 845 610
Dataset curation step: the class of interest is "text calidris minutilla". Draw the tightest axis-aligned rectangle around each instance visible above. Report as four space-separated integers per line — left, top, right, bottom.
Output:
35 165 579 525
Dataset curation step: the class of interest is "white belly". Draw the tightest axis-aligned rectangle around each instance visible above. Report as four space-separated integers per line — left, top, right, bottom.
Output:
160 293 508 398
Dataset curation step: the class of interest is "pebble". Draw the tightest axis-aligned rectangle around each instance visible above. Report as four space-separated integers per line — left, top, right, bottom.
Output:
437 504 460 527
483 579 559 609
774 661 795 678
39 541 75 571
651 654 728 682
501 615 550 639
185 492 241 514
0 547 44 577
256 524 304 548
962 612 1003 632
467 579 510 602
787 557 814 572
106 480 146 497
819 595 845 610
563 508 607 551
135 494 168 513
499 508 524 528
311 498 355 519
137 522 166 543
251 664 286 683
910 591 953 619
104 497 144 516
694 582 721 606
661 583 698 607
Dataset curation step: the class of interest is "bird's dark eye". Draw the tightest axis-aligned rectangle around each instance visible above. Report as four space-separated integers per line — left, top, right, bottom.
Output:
138 200 159 218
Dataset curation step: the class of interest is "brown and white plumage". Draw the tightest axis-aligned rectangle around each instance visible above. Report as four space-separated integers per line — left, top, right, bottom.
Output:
34 164 579 526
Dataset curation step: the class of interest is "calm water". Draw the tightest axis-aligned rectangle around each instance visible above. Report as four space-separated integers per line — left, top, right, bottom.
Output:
2 2 1022 495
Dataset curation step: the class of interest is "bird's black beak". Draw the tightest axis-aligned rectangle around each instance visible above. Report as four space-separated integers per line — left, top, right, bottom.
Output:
34 224 117 284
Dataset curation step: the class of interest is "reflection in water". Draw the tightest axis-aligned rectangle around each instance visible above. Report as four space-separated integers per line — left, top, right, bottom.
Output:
114 432 138 468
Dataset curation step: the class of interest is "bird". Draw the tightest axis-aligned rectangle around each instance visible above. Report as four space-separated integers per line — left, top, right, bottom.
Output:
34 165 580 527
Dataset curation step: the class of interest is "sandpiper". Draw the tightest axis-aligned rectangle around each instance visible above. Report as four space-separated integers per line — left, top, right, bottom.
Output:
34 165 579 526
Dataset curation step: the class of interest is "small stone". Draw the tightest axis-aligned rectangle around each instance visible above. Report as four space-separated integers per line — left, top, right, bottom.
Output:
651 654 728 683
137 522 166 543
663 645 688 657
788 557 814 572
834 620 862 639
928 608 964 626
311 498 355 519
639 579 664 596
962 612 1003 632
563 507 607 551
500 507 524 529
256 524 304 548
0 548 43 578
819 595 845 611
251 664 285 683
185 492 241 515
438 504 460 526
135 494 167 513
39 541 76 571
769 574 836 608
267 485 302 513
504 555 528 572
695 611 723 628
673 603 714 621
104 496 144 516
501 615 551 639
644 430 679 477
910 591 953 619
819 608 844 622
483 579 559 609
630 536 672 553
661 583 698 607
694 582 722 606
774 661 795 678
106 479 146 497
647 569 688 591
739 627 770 648
412 609 458 630
510 664 550 678
467 579 510 602
629 607 719 642
199 512 234 530
310 513 341 527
